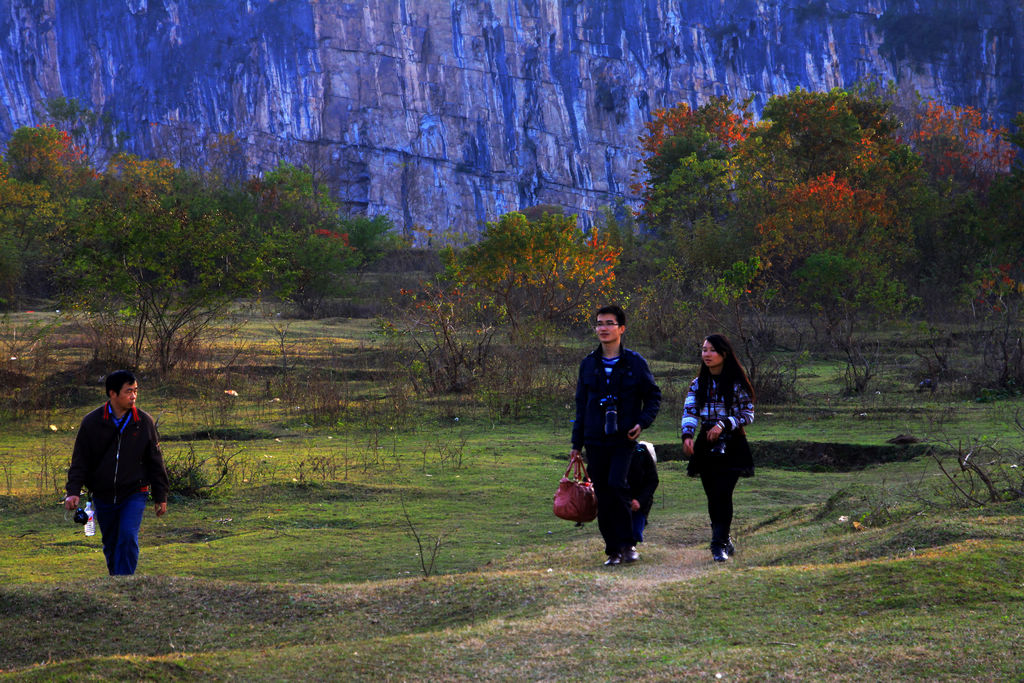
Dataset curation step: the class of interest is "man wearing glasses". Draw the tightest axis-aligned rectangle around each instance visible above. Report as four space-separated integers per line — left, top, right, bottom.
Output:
570 305 661 566
64 370 169 575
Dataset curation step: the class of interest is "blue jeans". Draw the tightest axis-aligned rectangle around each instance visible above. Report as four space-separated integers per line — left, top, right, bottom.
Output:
93 492 148 575
632 512 648 544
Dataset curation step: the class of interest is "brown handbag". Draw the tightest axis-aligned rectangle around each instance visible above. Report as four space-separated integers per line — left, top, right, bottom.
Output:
553 453 598 523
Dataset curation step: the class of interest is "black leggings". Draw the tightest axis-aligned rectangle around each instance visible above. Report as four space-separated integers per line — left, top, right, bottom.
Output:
700 467 739 548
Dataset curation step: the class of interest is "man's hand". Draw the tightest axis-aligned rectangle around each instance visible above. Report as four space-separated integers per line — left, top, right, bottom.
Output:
64 495 79 510
154 502 167 517
630 499 640 512
627 424 642 440
570 448 581 459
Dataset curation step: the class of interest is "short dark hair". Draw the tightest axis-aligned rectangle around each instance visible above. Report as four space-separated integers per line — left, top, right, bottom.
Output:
105 370 137 397
597 305 625 326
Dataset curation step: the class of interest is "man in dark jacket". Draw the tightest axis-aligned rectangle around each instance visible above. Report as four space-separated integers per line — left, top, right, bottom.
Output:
64 370 169 575
570 305 661 566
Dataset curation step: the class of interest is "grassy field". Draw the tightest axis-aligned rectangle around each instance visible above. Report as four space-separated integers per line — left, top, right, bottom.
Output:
1 312 1023 680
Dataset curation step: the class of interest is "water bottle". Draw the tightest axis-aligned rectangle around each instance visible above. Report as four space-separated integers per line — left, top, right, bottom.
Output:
84 501 95 537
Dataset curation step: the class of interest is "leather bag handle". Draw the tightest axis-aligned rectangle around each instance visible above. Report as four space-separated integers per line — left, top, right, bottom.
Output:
564 452 591 484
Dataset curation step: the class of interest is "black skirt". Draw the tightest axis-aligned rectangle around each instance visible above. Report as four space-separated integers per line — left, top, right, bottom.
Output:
686 427 754 478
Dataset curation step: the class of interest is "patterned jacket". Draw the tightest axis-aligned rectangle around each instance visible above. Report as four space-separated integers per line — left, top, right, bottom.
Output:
680 376 755 440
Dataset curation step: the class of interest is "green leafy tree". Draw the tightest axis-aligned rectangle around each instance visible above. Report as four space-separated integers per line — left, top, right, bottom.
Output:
899 101 1018 311
250 162 397 318
0 126 94 306
962 114 1024 389
40 96 121 166
745 91 920 391
0 164 64 306
628 98 756 352
64 154 266 373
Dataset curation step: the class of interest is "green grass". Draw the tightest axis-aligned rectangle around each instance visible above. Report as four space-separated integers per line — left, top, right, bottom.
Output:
2 315 1024 680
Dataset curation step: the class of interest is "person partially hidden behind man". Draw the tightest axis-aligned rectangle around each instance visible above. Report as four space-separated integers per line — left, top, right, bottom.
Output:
64 370 169 576
571 305 661 566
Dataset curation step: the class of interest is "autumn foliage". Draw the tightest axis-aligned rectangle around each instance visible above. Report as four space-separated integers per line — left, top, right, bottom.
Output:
444 211 620 329
5 124 94 190
1 91 1022 391
629 86 1024 391
905 100 1015 191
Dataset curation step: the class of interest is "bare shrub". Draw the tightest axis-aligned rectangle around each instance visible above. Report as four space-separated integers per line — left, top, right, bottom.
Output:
749 351 805 404
165 442 238 498
478 343 542 421
383 283 502 394
399 496 452 578
924 414 1024 506
34 439 63 500
307 451 340 482
927 440 1023 506
0 314 60 418
270 319 298 373
360 425 400 473
73 308 144 369
306 376 353 426
72 302 249 378
434 429 469 471
693 303 805 402
0 454 13 494
356 378 414 435
912 324 953 386
235 452 282 489
294 441 344 483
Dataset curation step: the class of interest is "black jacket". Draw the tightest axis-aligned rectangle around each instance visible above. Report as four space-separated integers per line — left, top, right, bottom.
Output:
66 403 169 504
572 345 661 450
628 442 659 516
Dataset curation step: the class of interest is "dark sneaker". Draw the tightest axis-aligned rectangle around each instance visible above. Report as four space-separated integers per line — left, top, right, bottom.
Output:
711 546 728 562
622 546 640 563
604 553 622 566
724 538 735 557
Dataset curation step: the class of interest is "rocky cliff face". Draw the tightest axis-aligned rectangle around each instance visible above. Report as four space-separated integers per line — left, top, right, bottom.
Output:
1 0 1020 237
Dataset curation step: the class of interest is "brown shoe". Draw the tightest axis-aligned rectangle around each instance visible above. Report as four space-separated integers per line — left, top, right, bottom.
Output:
622 546 640 563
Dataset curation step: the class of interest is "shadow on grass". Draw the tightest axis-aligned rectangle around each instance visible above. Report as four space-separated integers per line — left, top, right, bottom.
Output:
653 440 931 471
162 428 277 442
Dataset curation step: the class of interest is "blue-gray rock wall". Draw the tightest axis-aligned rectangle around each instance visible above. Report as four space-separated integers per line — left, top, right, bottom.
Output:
1 0 1020 237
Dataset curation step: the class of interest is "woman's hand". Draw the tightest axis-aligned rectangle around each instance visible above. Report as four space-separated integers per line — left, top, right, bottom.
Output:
707 423 723 442
683 437 694 456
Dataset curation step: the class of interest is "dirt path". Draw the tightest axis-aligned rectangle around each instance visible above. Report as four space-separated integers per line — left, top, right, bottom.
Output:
443 541 719 677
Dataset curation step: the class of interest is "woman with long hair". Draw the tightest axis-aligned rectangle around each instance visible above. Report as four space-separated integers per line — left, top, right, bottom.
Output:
681 334 756 562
